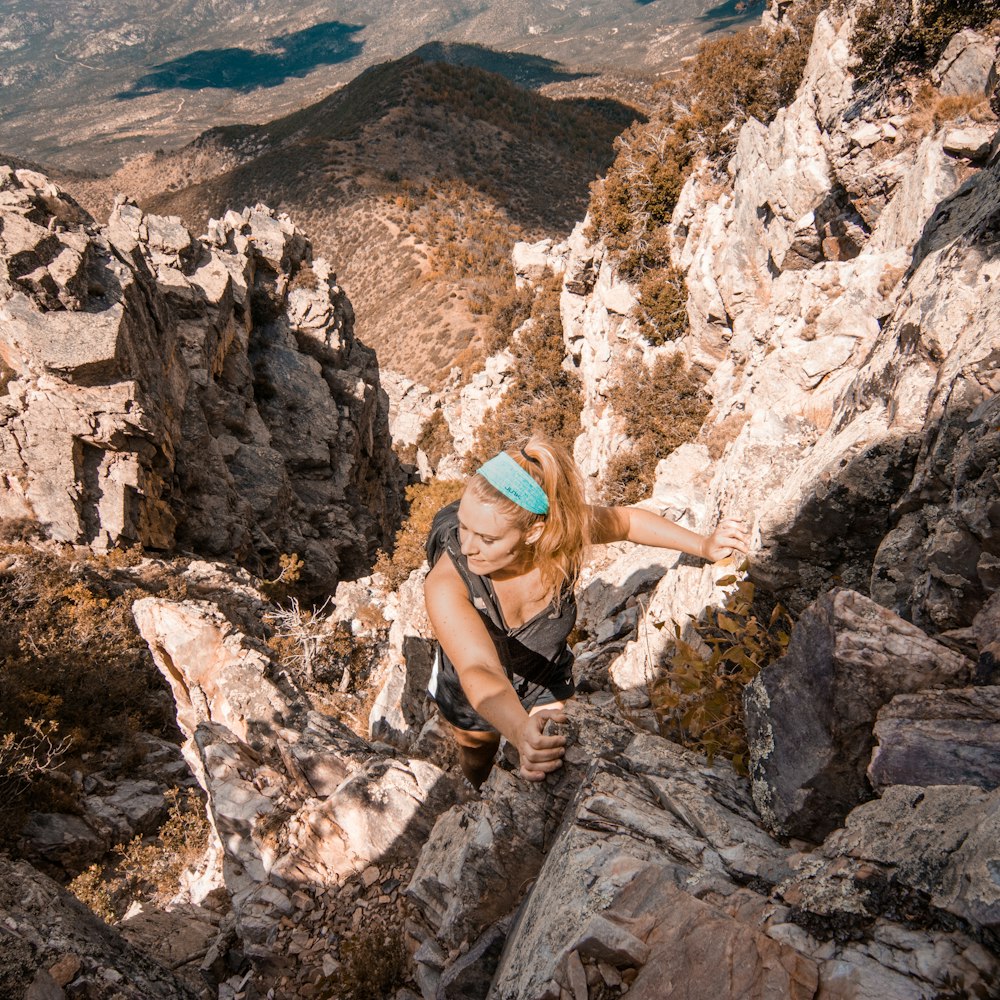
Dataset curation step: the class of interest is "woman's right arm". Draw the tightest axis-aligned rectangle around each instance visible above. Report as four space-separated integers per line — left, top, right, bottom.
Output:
424 557 566 780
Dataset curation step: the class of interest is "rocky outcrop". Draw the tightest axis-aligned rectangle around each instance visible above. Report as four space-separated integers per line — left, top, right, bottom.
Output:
0 167 401 591
744 588 975 841
132 594 464 990
0 854 198 999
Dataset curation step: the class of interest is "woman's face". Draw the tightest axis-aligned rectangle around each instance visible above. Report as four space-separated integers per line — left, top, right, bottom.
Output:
457 490 530 576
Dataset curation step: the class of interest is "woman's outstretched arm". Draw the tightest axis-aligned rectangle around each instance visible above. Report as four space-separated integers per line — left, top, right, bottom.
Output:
591 505 748 562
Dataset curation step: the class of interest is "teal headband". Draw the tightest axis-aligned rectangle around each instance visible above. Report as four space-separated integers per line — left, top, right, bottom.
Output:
476 452 550 515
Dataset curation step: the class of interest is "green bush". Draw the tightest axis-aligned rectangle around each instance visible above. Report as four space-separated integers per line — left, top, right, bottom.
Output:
601 354 709 505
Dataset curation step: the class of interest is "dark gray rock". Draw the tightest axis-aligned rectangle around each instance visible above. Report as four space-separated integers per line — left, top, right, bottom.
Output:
744 589 975 841
869 686 1000 791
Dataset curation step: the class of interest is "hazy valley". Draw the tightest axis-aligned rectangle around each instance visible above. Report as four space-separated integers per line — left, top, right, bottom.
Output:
0 0 762 171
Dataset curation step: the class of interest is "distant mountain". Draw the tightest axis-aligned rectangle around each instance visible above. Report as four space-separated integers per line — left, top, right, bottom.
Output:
0 0 763 171
69 51 641 384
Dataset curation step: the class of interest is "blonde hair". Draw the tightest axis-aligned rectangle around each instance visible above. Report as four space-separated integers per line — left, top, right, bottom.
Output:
468 435 591 603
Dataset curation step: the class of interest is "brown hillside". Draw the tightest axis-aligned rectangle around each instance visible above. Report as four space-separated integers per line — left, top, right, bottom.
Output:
72 53 641 385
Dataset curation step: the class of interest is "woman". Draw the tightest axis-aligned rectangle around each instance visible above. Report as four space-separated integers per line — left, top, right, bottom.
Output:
424 435 748 788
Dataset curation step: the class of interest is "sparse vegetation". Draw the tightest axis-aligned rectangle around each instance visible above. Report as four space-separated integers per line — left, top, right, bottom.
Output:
69 787 210 923
321 924 408 1000
650 572 794 772
468 274 582 466
0 541 177 847
601 354 710 505
588 0 825 329
851 0 1000 83
373 478 466 590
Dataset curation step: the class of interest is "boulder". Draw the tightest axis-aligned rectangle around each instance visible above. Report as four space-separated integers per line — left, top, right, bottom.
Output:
869 686 1000 791
933 29 997 98
407 703 635 990
942 124 996 162
744 589 975 841
974 590 1000 684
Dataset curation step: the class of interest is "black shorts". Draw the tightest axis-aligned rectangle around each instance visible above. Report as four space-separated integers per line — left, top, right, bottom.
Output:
427 647 576 733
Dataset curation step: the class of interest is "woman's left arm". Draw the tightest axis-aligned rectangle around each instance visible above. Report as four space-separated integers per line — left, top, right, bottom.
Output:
591 506 748 562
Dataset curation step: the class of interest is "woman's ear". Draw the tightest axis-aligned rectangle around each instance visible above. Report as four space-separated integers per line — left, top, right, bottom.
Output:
525 521 545 546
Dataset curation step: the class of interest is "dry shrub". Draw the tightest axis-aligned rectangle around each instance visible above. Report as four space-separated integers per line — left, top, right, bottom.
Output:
600 355 710 505
904 83 993 142
469 274 582 467
651 573 794 773
416 409 454 473
484 282 534 355
69 787 210 923
322 924 408 1000
636 264 689 345
702 411 751 460
374 478 466 590
852 0 1000 83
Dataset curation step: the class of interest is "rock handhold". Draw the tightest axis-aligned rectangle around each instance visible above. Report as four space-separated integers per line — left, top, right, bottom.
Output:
744 588 975 841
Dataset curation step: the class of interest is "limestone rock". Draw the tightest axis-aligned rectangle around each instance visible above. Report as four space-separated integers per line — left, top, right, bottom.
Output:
744 589 975 841
512 238 569 286
0 172 401 592
933 29 998 97
408 704 635 982
868 686 1000 791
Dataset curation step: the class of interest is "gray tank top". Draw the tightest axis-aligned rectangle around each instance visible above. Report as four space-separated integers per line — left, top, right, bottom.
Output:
426 501 576 692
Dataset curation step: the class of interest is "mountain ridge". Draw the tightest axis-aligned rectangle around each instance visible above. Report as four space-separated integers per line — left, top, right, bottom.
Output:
67 50 642 384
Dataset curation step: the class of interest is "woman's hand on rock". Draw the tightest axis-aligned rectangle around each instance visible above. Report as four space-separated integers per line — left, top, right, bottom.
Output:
702 518 749 563
515 709 567 781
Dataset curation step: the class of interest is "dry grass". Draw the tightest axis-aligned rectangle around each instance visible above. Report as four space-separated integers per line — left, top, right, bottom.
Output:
601 355 710 504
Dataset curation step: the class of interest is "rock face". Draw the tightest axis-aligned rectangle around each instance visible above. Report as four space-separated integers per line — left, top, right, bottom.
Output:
404 703 999 1000
0 167 401 591
0 854 198 999
542 4 1000 734
744 588 976 841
